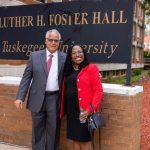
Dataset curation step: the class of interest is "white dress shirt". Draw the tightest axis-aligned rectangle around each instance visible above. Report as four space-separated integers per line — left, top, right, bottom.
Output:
46 49 59 91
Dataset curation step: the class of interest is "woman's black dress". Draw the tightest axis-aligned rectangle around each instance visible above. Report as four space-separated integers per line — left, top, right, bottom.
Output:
65 70 91 142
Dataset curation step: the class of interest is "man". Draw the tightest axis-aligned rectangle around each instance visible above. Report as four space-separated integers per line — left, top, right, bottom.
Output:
14 29 66 150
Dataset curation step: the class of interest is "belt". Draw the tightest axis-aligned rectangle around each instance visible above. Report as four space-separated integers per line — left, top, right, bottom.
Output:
45 90 59 95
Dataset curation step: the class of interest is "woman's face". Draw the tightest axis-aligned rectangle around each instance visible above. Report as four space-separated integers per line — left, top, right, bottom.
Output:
71 45 85 65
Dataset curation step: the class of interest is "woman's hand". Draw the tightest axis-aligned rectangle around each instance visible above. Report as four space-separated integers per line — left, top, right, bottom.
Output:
79 110 90 122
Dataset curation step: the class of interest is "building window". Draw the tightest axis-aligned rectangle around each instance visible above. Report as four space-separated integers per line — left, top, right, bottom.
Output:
133 24 135 37
53 0 63 2
134 1 137 16
136 47 140 62
36 0 45 2
137 26 142 39
112 70 116 76
102 71 109 78
116 70 120 76
121 69 125 76
132 47 135 59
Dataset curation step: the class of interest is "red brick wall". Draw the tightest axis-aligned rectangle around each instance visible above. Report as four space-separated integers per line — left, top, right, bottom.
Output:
0 84 31 147
100 93 143 150
0 84 143 150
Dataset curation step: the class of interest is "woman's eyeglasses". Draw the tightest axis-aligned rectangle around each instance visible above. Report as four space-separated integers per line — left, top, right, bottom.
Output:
72 51 84 56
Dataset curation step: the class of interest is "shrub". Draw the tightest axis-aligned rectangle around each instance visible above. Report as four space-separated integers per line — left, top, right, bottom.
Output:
144 51 150 58
132 69 142 76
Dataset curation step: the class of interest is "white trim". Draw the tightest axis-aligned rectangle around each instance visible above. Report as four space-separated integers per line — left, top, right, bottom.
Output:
0 76 21 85
0 0 25 7
0 76 143 96
103 83 143 96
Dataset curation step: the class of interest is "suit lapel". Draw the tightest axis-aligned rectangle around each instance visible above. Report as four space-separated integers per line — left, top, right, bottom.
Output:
40 50 64 78
58 51 64 76
40 50 47 76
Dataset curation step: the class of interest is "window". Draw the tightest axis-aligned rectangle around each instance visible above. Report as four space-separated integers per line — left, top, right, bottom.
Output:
132 47 135 59
102 71 109 78
113 70 116 76
121 70 125 76
36 0 45 2
116 70 120 76
137 26 142 39
136 47 140 61
134 1 137 16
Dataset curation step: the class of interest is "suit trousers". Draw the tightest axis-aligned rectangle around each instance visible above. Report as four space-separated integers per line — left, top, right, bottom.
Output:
31 93 60 150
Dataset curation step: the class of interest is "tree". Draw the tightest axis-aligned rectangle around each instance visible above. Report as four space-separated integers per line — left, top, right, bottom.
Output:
144 0 150 35
144 0 150 16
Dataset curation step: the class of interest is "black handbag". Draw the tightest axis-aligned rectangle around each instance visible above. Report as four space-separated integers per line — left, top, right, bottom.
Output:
88 104 105 131
87 104 105 150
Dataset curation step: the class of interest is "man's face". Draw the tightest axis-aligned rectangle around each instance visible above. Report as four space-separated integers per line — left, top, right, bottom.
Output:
45 32 60 53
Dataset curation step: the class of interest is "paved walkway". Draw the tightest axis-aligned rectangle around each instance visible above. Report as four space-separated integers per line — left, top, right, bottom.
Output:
139 74 150 150
132 73 150 150
0 143 30 150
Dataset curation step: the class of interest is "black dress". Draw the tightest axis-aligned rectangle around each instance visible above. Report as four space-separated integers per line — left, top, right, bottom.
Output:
65 70 91 142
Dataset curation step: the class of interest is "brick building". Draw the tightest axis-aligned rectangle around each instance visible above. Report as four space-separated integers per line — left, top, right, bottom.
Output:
144 34 150 52
144 34 150 68
0 0 145 78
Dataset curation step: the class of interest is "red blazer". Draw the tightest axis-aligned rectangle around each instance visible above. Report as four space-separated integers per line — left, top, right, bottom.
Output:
60 64 103 118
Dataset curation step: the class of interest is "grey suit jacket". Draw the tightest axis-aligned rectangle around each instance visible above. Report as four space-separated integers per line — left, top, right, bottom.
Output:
16 49 66 112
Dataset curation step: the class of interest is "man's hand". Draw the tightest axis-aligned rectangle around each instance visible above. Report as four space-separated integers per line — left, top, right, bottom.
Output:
14 99 23 109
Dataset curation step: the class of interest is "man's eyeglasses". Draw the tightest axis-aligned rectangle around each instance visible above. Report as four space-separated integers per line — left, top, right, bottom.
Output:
46 38 60 43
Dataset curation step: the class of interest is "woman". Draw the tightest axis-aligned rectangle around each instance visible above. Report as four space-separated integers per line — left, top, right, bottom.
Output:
60 45 103 150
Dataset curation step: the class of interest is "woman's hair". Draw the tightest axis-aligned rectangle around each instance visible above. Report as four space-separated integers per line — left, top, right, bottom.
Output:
63 45 89 77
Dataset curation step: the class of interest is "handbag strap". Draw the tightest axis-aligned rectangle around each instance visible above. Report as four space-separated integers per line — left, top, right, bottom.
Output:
90 129 101 150
90 103 101 150
90 131 95 150
90 103 100 113
90 103 95 113
99 128 101 150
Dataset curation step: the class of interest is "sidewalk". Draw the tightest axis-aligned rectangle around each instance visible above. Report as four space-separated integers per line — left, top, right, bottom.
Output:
0 143 30 150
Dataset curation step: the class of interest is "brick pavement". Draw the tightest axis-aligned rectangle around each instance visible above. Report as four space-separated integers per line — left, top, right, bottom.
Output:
134 75 150 150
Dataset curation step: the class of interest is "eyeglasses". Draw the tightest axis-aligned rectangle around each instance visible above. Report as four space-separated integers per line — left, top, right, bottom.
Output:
72 51 84 56
46 38 60 43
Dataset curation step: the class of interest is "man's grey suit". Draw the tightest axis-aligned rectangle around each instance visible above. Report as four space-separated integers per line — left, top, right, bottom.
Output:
16 49 66 150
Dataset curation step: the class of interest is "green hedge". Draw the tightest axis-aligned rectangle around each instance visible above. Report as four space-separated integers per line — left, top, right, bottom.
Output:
144 51 150 58
132 69 141 76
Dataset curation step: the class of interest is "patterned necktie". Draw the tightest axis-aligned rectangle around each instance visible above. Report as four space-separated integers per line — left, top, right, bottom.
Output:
47 54 53 75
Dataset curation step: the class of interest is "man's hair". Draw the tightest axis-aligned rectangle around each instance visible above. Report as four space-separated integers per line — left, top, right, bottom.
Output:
45 29 61 40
